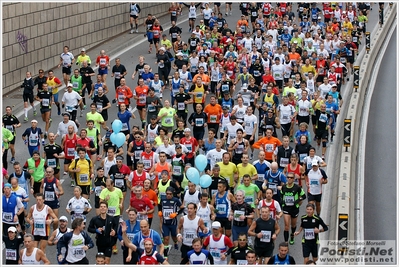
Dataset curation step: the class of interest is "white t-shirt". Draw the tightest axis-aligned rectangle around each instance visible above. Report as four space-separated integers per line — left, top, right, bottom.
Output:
243 114 258 135
62 91 82 111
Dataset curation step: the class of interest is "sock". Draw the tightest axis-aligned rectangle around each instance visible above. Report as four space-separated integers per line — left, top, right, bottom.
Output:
284 230 289 242
56 103 60 111
291 227 296 238
24 108 28 117
130 23 133 29
33 106 36 111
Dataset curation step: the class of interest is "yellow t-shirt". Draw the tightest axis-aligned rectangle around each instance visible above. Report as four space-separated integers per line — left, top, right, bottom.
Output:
217 161 237 187
69 158 93 186
236 163 258 183
76 55 92 68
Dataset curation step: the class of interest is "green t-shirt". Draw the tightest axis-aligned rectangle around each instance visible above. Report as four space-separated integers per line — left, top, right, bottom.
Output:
99 188 123 216
237 183 260 208
2 127 14 150
158 107 176 127
70 75 83 92
86 112 104 132
290 37 303 48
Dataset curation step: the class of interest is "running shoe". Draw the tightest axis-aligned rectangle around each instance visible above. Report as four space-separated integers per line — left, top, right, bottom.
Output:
33 110 37 116
70 180 75 187
10 157 15 164
24 117 28 122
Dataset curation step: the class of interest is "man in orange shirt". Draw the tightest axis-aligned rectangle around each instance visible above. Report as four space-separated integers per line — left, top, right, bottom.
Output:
204 95 223 137
134 78 150 129
142 179 158 227
236 15 250 33
193 66 211 87
114 78 133 110
252 128 282 163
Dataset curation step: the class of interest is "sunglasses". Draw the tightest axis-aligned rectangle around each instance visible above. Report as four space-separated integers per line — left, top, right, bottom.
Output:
238 239 247 241
287 177 295 179
97 252 104 256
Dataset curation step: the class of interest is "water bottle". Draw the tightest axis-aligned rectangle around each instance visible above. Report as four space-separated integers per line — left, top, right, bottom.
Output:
60 247 66 262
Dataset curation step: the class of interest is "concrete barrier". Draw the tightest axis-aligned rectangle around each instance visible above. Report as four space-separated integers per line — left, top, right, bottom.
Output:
335 2 396 260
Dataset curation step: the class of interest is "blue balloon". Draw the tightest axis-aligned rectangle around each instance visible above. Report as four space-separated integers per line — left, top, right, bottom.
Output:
112 119 123 133
199 174 212 188
195 154 208 172
112 132 126 148
186 167 200 185
110 132 117 144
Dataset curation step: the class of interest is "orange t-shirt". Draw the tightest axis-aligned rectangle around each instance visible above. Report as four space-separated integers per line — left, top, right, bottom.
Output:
193 73 211 84
135 85 149 107
253 136 282 161
154 162 171 187
142 188 158 219
204 103 223 124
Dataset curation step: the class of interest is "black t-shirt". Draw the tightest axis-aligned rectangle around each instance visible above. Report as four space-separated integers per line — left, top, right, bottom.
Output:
174 59 188 70
174 92 191 111
3 235 23 263
135 63 147 79
2 114 20 134
112 64 127 80
37 91 53 109
43 143 63 167
34 76 48 91
93 94 110 114
79 66 95 84
145 18 156 31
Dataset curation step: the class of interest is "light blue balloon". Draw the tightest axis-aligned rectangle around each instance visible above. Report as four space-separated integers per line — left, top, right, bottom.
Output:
195 154 208 172
112 119 123 133
186 167 200 185
199 174 212 188
113 132 126 148
110 132 117 144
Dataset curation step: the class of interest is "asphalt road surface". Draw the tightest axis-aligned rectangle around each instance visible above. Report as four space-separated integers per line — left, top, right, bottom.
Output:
364 26 396 244
2 3 380 265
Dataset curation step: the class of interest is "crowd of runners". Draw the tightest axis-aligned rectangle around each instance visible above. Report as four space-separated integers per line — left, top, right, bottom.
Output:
2 1 374 265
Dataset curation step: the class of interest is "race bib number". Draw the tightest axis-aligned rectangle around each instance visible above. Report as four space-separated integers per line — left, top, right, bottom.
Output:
237 260 248 265
210 248 221 258
163 208 173 219
3 212 12 222
280 158 289 167
42 98 50 106
216 204 226 214
173 166 182 175
234 210 245 221
118 94 125 102
108 206 116 216
5 125 13 131
268 183 277 194
29 138 38 146
67 148 75 157
47 158 56 167
115 178 124 188
45 191 55 201
73 248 84 256
265 144 274 152
139 95 146 104
304 228 315 240
185 231 196 241
121 123 128 131
210 115 217 123
95 186 102 196
164 117 172 124
260 230 271 242
176 101 185 112
135 150 143 159
284 196 295 206
115 72 121 79
195 118 204 126
79 174 88 183
5 249 17 261
257 174 265 181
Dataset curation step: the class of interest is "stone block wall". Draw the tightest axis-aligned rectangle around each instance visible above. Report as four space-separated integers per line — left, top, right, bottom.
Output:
2 2 170 94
